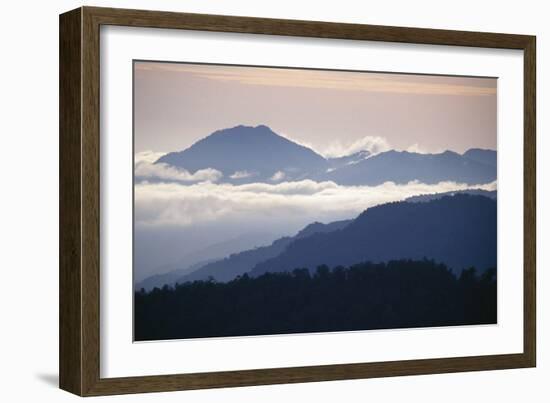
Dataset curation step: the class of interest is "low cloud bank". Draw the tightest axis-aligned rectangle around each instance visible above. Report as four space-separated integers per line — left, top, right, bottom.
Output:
135 178 497 228
135 151 223 182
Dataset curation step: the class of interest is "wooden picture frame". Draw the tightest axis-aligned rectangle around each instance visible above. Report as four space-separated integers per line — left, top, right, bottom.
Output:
59 6 536 396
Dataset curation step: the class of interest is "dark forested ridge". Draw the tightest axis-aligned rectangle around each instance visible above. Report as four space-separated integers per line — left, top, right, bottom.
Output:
251 194 496 277
134 259 497 341
405 188 496 203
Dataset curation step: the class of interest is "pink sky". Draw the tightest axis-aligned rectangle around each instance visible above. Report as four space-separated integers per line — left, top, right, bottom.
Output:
134 61 496 156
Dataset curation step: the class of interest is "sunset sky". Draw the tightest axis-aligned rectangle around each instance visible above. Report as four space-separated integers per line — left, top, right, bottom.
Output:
134 61 497 156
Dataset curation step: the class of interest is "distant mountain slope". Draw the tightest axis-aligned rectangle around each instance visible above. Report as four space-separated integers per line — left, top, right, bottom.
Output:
463 148 497 167
406 189 497 203
318 150 496 186
250 194 496 276
134 259 215 292
153 124 496 186
178 219 351 283
326 150 371 170
135 231 279 291
156 125 328 183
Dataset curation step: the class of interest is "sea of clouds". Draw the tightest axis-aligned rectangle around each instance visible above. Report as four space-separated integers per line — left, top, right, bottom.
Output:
133 151 497 279
134 150 497 229
135 177 497 228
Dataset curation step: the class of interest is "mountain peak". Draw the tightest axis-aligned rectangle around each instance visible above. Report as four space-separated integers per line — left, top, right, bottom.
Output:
156 125 327 182
150 125 496 186
210 124 275 138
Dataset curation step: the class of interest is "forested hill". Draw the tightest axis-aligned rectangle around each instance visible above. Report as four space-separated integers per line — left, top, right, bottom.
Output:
135 259 496 341
251 194 496 276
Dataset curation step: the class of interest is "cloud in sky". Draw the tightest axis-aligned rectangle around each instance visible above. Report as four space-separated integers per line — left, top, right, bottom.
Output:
270 171 286 182
134 62 497 155
135 150 168 164
135 62 496 97
277 130 391 158
322 136 392 158
403 143 448 154
319 136 449 158
230 170 254 179
135 151 222 183
135 178 497 228
300 136 448 158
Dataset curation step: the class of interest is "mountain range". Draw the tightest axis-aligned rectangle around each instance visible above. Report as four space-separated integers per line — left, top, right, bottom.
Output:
250 194 496 277
318 149 495 186
179 219 351 284
151 125 496 186
137 193 496 290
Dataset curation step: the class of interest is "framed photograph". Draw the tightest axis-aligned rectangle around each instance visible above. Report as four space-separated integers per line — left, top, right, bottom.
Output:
59 6 536 396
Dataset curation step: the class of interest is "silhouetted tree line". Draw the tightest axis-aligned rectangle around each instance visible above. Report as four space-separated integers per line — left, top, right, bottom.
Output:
134 259 496 341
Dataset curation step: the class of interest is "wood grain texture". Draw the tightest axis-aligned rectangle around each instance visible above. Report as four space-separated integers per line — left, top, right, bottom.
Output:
85 6 531 49
81 6 102 396
59 8 82 396
59 6 537 396
523 37 536 367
